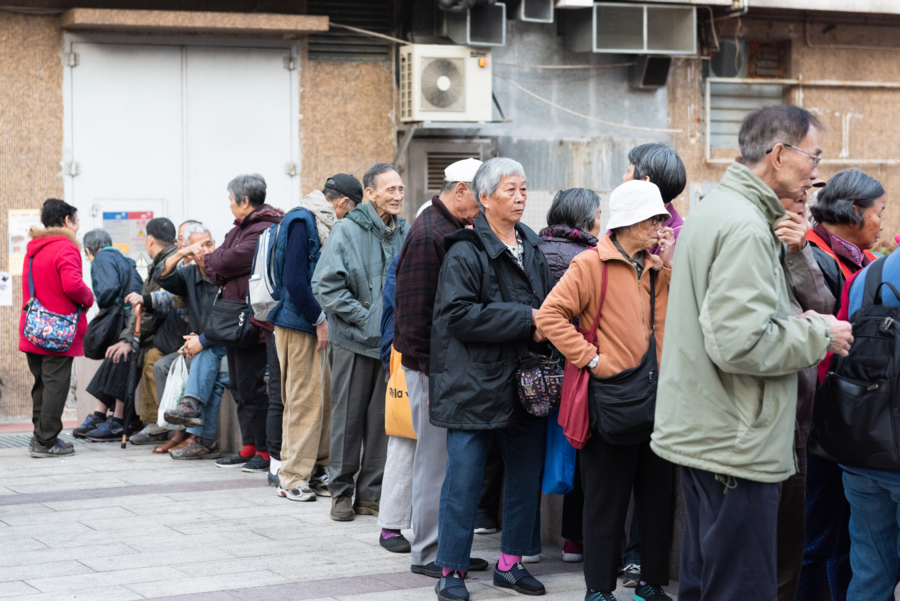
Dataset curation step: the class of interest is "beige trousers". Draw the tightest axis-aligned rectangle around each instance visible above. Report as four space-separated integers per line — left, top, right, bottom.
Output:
140 347 165 424
276 326 332 489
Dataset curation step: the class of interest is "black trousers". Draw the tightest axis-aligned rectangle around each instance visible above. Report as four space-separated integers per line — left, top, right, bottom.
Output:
777 437 808 601
580 435 673 592
226 342 268 452
679 466 780 601
264 330 283 460
27 353 74 447
561 451 584 542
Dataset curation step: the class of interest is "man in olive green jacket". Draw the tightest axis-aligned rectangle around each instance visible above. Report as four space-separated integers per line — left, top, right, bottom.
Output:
651 105 853 600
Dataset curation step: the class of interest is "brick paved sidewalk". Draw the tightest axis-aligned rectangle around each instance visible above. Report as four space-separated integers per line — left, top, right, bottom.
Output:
0 431 679 601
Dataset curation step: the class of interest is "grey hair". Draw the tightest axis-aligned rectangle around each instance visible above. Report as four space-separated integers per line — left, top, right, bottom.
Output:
739 104 824 165
363 163 396 191
183 222 211 242
227 173 267 207
546 188 601 232
472 157 526 205
83 229 112 256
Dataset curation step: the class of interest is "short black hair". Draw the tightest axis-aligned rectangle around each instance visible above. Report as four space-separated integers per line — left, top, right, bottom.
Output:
546 188 601 232
363 163 396 191
809 169 885 228
739 104 824 165
146 217 176 245
40 198 78 228
628 144 686 204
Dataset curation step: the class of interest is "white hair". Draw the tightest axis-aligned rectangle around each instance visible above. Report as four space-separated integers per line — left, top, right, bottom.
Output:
184 222 211 242
472 157 526 206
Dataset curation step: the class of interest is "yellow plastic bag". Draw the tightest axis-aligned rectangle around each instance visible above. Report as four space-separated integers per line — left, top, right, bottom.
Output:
385 346 416 439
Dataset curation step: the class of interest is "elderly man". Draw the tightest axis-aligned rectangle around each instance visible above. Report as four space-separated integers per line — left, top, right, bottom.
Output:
313 163 409 522
379 159 488 569
651 104 854 600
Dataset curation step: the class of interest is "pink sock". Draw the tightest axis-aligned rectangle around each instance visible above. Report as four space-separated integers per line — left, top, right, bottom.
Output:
497 552 522 572
442 568 466 577
381 528 400 539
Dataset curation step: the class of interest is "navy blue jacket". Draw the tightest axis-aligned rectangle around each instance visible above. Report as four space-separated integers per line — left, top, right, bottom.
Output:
90 247 142 310
380 257 398 371
268 208 323 336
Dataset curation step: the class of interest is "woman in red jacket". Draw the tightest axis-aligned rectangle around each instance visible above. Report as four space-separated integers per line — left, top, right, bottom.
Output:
19 199 94 458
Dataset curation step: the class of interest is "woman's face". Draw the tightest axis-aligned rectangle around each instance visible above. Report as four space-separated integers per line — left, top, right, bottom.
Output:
588 207 603 238
856 195 886 250
482 174 527 227
229 194 255 220
624 215 665 252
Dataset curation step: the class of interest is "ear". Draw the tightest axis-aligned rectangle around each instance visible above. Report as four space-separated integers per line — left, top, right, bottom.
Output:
642 176 651 182
768 143 786 168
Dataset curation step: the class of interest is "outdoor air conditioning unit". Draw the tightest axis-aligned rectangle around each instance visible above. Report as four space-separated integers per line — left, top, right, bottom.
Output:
399 44 493 123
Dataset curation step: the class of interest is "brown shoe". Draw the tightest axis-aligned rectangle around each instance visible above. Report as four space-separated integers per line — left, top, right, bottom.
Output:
171 438 219 460
331 495 354 522
354 499 379 517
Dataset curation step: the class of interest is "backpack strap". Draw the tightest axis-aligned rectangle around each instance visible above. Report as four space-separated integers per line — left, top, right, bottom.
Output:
28 256 36 301
862 257 888 308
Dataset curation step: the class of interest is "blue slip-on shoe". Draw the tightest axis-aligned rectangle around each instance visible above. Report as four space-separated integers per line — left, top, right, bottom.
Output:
85 419 124 442
435 570 469 601
493 562 545 596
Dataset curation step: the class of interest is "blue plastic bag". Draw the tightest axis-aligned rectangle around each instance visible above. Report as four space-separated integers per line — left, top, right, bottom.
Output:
542 409 576 495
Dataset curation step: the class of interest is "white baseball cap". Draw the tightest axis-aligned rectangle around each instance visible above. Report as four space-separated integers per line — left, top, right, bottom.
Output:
605 180 670 231
444 158 483 183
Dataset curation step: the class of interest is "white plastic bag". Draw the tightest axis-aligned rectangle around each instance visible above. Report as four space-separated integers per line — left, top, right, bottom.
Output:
158 355 188 431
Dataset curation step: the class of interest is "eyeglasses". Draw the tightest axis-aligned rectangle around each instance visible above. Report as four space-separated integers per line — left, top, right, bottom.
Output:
766 143 822 167
650 215 665 226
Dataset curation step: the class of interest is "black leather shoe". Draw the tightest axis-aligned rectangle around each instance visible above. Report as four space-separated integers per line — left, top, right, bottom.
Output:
379 533 411 553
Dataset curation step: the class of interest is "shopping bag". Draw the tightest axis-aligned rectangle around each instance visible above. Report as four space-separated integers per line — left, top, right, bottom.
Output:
542 409 576 495
385 346 416 439
158 355 188 431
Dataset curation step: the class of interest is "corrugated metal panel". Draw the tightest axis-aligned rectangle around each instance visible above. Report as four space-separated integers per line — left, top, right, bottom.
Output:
307 0 393 62
708 82 784 149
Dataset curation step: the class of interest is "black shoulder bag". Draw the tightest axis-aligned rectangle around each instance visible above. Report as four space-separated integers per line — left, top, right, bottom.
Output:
83 259 131 360
202 289 259 348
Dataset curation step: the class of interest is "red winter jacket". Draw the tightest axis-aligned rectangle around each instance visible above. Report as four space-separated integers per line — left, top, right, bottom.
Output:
19 227 95 357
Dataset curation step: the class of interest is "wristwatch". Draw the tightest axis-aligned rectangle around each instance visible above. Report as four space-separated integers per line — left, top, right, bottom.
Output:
587 354 600 370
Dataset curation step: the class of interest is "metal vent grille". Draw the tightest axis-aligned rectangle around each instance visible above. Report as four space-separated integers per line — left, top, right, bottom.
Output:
427 152 478 189
748 41 788 79
307 0 393 62
401 51 412 120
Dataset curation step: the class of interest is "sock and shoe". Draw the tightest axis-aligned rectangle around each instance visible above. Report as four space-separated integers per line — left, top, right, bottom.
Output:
562 540 584 563
30 438 74 458
493 552 545 595
267 458 281 487
170 436 219 460
130 423 170 446
85 416 124 442
309 464 331 497
73 412 106 438
242 452 270 473
216 444 256 468
378 528 411 553
163 397 203 428
411 558 488 578
622 564 641 588
436 570 469 601
278 481 316 502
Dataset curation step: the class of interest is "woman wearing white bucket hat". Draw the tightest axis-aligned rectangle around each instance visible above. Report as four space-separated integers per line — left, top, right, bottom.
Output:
536 179 675 601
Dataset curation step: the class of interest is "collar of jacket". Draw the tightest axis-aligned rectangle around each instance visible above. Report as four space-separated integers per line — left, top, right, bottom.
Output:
152 244 178 269
346 201 407 234
430 195 462 229
233 204 285 228
29 226 80 248
718 162 786 228
472 212 542 260
539 224 598 247
595 234 663 272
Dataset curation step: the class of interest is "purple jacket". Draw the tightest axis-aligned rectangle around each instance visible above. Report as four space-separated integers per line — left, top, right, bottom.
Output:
538 224 598 285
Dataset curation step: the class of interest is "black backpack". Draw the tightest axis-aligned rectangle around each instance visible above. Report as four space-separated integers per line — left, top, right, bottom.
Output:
810 257 900 472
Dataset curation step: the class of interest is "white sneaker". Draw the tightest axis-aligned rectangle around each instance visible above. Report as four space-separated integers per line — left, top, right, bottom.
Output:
278 485 316 502
522 554 541 564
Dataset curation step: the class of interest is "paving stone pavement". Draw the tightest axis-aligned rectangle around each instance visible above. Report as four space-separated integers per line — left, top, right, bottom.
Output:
0 432 679 600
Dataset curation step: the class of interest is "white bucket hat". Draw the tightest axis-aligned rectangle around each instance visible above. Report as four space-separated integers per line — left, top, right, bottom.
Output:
605 180 670 231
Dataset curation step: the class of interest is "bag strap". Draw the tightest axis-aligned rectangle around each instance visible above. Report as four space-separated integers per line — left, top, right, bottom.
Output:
648 268 657 331
862 257 887 308
28 256 36 300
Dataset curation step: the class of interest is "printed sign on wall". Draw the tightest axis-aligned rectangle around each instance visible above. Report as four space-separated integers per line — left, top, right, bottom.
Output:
8 209 43 276
102 212 153 276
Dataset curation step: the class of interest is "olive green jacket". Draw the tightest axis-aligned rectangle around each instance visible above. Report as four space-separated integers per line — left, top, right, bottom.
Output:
651 163 834 483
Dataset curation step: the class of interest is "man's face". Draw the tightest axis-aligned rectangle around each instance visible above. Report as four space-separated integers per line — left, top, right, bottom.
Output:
773 125 821 202
177 224 191 250
367 170 404 218
188 233 215 268
454 183 481 226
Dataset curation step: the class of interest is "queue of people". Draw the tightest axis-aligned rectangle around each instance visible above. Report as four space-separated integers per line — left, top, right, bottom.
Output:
18 103 900 601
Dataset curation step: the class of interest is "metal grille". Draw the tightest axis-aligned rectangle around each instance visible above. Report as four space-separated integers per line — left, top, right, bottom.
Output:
707 82 784 149
0 431 88 449
307 0 393 62
400 49 412 120
427 152 478 189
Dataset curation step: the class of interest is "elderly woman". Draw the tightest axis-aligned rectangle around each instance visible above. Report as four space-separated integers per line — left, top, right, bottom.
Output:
430 158 553 601
537 180 675 601
800 169 884 601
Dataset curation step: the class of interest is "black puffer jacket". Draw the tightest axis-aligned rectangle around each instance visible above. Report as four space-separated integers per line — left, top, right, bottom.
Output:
429 213 553 430
90 248 142 310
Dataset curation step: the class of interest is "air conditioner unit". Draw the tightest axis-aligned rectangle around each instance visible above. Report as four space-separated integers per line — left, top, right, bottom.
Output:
400 44 493 123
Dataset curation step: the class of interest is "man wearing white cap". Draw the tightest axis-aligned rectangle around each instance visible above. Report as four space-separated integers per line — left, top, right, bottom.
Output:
384 158 488 575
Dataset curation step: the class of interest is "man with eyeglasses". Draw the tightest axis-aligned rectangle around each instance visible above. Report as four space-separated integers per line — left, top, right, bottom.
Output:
651 104 854 600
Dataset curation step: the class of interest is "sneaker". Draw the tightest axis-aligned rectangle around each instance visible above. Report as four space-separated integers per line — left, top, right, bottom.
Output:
522 554 540 564
73 413 105 438
216 453 251 468
435 570 469 601
633 584 671 601
309 465 331 497
379 533 411 553
163 399 203 428
353 499 379 516
279 485 316 502
412 558 489 578
473 514 498 535
30 438 75 458
85 419 124 442
586 592 617 601
171 438 219 460
267 471 280 487
562 540 584 563
330 495 354 521
622 564 641 588
241 454 270 473
130 423 170 446
493 562 545 596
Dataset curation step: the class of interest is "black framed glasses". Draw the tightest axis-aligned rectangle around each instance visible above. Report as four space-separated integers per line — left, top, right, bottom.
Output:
766 143 823 167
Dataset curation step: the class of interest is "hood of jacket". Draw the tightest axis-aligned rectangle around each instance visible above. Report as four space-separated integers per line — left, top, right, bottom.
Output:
346 201 407 234
235 204 285 229
539 224 598 247
298 189 338 246
26 227 80 256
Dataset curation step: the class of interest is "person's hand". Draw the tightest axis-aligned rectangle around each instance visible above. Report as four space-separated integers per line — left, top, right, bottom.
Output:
181 333 203 359
186 240 209 258
316 320 329 351
802 312 853 357
106 341 131 363
775 210 808 255
657 226 675 268
531 308 539 325
124 292 143 308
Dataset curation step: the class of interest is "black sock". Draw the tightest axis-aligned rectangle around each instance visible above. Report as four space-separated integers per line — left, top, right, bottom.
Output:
110 416 123 425
93 411 107 420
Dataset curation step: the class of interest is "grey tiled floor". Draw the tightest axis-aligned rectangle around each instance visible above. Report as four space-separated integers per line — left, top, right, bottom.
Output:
0 433 678 600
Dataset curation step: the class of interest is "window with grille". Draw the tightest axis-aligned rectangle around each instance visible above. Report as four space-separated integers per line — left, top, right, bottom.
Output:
427 152 475 189
307 0 393 62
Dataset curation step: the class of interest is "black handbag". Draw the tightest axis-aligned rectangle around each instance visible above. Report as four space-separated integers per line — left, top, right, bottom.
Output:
202 290 259 348
83 305 127 360
588 271 658 445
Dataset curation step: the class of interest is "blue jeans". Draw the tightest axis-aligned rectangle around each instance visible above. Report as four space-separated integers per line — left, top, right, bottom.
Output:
436 417 545 571
185 346 228 441
842 470 900 601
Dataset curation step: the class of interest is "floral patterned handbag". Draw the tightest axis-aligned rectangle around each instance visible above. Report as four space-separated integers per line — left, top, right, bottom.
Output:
22 255 82 353
517 348 565 418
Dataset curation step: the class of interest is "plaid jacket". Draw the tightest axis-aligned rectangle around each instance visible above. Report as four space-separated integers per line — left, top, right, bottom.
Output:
394 196 462 376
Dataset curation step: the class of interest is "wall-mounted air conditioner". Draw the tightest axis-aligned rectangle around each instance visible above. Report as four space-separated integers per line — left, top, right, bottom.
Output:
399 44 493 123
562 3 697 54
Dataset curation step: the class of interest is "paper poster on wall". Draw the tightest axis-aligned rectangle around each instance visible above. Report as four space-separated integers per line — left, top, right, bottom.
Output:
8 209 42 276
0 272 12 307
102 211 153 274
